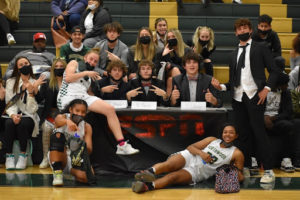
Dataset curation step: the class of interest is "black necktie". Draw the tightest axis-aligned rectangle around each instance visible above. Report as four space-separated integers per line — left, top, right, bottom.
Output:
234 43 249 87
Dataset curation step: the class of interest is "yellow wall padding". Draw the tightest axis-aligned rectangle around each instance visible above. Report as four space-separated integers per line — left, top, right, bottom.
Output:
149 2 178 30
278 33 297 49
282 50 291 67
260 4 287 18
271 18 292 33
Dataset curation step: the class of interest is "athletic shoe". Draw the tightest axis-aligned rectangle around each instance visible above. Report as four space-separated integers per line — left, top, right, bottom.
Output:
7 33 16 45
53 170 63 186
293 159 300 171
280 158 295 173
260 170 275 183
116 142 139 155
15 153 27 170
135 170 156 182
232 0 242 4
39 157 50 169
250 157 260 175
5 154 15 170
132 181 149 193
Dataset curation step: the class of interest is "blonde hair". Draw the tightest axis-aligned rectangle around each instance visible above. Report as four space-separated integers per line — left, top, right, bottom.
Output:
133 27 156 62
0 0 20 22
153 18 168 46
49 58 67 90
166 28 187 58
192 26 215 54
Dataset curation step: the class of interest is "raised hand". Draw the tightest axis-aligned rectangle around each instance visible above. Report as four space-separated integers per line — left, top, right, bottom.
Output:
106 50 120 61
86 71 101 81
101 85 119 93
162 44 174 56
150 85 167 99
126 87 143 100
67 119 78 132
205 88 217 106
211 77 222 91
171 85 180 105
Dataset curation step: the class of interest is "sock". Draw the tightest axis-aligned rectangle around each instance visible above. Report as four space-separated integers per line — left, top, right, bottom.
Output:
51 161 62 171
148 167 155 174
117 139 125 146
145 182 155 190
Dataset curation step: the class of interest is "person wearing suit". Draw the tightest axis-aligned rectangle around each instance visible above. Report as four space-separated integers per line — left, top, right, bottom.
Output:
126 59 168 106
93 60 128 100
212 18 280 184
170 52 221 107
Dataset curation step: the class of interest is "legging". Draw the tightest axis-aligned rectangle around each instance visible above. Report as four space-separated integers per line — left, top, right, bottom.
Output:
0 13 10 34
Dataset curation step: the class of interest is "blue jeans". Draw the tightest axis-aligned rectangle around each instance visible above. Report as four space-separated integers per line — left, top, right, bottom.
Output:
53 13 81 31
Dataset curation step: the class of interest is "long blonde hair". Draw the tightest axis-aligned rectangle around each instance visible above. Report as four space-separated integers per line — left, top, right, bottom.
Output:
193 26 215 54
133 27 156 62
0 0 20 22
49 58 67 90
166 28 187 58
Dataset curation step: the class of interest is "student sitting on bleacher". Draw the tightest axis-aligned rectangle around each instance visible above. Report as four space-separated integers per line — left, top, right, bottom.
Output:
128 27 159 80
60 26 90 64
80 0 112 48
152 18 168 51
290 33 300 70
94 22 129 77
3 57 41 170
156 28 192 96
93 60 128 100
170 52 221 107
4 33 55 80
0 80 5 116
38 58 67 169
51 0 87 32
126 59 168 106
192 26 216 76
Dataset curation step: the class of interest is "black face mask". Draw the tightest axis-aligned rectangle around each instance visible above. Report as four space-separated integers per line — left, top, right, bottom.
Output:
71 114 84 125
237 32 251 42
19 65 31 75
107 37 118 43
258 28 272 35
85 62 94 71
168 38 178 47
221 140 234 148
109 75 122 83
139 36 151 44
54 68 65 77
199 39 209 46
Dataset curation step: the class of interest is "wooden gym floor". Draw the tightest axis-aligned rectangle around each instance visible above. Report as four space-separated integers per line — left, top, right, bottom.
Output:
0 166 300 200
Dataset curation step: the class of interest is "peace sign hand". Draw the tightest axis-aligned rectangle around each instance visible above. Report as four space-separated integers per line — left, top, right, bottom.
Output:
150 85 167 99
126 87 143 100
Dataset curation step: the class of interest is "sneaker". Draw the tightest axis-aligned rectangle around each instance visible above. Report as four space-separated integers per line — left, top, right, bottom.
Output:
53 170 63 186
135 170 156 182
294 159 300 171
15 153 27 170
280 158 295 173
250 157 260 175
132 181 149 193
116 141 139 155
232 0 242 4
260 170 275 184
5 154 15 170
7 33 16 45
39 157 50 169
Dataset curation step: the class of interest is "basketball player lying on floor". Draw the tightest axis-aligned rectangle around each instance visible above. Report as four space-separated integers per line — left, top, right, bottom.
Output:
49 99 95 186
132 123 244 193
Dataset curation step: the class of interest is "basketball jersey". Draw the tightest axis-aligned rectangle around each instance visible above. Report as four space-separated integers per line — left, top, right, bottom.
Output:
201 139 236 179
55 113 86 141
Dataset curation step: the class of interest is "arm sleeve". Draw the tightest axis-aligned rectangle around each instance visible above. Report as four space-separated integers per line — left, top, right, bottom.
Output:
67 0 88 15
51 0 63 17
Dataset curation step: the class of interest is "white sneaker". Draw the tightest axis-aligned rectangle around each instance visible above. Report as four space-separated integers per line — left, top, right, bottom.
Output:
7 33 16 45
39 157 50 169
260 170 275 183
280 158 295 173
15 154 27 170
53 170 63 186
5 154 15 170
250 157 260 175
116 141 140 155
233 0 242 3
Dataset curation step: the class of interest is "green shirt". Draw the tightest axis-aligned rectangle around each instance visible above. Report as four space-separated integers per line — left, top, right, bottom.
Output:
60 43 90 63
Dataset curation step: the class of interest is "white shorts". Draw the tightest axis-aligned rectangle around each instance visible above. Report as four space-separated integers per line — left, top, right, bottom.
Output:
58 94 99 110
177 150 207 183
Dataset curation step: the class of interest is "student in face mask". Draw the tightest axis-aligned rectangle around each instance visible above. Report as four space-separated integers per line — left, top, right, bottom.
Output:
192 26 216 76
128 27 159 80
3 57 42 170
37 58 67 169
157 28 192 96
80 0 112 48
252 14 283 66
94 22 129 77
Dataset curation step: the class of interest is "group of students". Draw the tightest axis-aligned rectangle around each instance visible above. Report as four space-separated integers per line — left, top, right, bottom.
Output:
1 3 300 191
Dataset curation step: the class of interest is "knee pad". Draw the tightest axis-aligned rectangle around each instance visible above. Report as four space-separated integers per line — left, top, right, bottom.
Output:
50 132 66 152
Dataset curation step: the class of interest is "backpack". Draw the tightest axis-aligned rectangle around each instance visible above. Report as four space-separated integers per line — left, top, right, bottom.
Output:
215 164 240 194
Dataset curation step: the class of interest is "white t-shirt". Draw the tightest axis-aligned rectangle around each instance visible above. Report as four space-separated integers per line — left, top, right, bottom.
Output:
84 12 94 34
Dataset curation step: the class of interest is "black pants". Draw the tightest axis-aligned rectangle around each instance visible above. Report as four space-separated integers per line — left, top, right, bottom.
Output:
0 13 10 35
4 117 34 153
232 93 272 170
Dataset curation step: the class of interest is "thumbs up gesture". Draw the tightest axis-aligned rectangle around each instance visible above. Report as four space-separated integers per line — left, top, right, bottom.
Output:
171 85 180 105
205 88 218 106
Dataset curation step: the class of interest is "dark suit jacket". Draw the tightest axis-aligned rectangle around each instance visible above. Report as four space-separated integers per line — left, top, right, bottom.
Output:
93 77 129 100
226 40 280 97
127 78 168 106
172 73 222 107
275 89 293 121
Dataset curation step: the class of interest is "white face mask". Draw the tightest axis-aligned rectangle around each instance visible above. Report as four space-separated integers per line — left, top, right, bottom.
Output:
88 3 97 10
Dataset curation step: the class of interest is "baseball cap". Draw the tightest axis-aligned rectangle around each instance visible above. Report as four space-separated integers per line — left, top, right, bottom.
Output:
33 32 47 42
